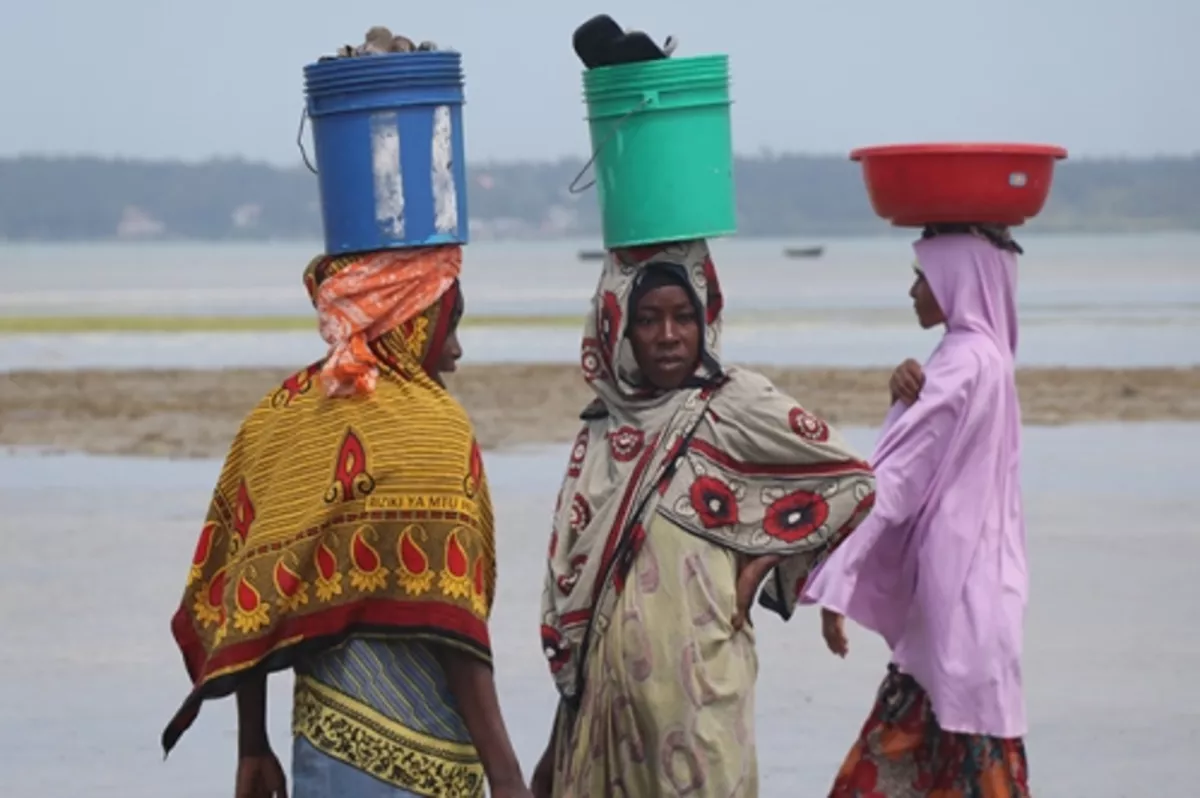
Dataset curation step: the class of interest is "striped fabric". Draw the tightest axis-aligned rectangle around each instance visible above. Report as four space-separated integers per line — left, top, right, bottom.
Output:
293 637 483 796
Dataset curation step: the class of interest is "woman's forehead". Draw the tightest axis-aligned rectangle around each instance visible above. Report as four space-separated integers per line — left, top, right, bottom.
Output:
637 283 692 304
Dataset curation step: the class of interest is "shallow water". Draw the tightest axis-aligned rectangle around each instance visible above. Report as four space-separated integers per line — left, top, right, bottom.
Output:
1 235 1198 371
2 423 1198 796
1 317 1196 373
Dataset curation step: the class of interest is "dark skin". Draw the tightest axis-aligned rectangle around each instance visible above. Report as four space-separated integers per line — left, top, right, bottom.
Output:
433 292 465 385
530 282 782 796
235 305 532 798
819 268 947 659
889 269 943 405
626 282 702 390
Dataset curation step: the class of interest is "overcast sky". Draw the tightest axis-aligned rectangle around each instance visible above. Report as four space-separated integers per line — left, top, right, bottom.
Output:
1 0 1193 164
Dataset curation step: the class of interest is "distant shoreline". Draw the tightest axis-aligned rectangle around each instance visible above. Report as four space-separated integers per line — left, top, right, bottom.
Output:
4 154 1198 241
0 314 583 334
4 227 1200 246
3 365 1197 459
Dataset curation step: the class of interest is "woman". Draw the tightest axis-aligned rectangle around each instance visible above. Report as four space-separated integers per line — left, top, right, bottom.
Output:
162 247 532 798
530 240 877 797
805 227 1031 796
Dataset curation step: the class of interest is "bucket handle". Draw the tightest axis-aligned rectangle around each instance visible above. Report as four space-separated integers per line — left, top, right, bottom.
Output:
297 107 318 175
568 94 654 194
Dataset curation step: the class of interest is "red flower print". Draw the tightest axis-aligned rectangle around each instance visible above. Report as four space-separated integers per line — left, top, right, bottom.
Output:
609 426 645 462
556 555 588 596
763 490 830 543
541 624 572 674
567 428 589 478
581 338 605 383
788 406 831 442
689 476 740 529
569 494 592 535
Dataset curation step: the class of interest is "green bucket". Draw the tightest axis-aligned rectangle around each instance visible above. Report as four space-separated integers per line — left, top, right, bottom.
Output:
578 54 736 249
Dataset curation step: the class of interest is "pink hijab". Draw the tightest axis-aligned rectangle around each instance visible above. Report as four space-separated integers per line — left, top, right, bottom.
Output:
802 233 1028 738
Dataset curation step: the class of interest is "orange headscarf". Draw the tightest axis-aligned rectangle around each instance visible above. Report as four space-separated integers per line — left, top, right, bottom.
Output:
308 247 462 397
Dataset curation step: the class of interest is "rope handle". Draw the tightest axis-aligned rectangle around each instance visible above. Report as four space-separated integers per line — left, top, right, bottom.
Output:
567 94 654 194
297 107 318 175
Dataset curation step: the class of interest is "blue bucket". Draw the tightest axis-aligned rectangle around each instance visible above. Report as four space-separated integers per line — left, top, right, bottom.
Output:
303 51 470 255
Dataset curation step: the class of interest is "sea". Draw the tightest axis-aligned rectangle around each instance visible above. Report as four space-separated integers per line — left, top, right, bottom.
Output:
0 233 1197 371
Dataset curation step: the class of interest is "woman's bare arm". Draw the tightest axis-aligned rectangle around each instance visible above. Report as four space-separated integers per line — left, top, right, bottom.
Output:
236 671 270 756
434 646 527 794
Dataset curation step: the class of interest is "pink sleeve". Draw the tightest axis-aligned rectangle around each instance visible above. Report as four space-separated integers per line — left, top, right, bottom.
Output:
867 353 979 528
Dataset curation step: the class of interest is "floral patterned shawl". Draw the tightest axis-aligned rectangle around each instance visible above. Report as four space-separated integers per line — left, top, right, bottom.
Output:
539 240 877 705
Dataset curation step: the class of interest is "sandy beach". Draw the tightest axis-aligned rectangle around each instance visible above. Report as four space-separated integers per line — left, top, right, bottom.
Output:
1 364 1198 458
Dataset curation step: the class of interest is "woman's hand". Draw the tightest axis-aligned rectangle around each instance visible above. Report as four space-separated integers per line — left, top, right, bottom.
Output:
732 554 783 631
235 750 288 798
821 608 849 658
530 743 554 798
889 358 925 405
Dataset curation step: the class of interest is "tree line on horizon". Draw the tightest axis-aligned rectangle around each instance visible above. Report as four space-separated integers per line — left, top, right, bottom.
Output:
0 153 1197 242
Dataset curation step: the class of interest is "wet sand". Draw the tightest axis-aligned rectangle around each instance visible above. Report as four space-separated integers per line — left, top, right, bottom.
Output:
2 365 1198 458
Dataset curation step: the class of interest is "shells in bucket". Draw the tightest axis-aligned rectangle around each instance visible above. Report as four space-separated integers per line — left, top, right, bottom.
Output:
320 26 449 61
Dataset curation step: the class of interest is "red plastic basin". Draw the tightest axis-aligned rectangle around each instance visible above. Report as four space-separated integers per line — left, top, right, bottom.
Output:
850 143 1068 227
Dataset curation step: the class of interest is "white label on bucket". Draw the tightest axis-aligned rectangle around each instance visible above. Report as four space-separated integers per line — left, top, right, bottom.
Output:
1009 171 1028 188
431 105 458 233
370 112 405 237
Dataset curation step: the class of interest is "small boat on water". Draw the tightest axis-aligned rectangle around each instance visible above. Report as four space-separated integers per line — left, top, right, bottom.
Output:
783 245 825 259
582 246 827 260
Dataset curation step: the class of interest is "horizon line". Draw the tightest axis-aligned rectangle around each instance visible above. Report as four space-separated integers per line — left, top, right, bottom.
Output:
4 150 1199 169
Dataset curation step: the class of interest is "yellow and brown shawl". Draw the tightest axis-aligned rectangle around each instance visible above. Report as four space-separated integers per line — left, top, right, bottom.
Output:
163 248 495 754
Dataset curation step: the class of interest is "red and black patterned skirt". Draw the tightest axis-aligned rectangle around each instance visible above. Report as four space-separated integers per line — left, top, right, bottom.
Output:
829 665 1031 797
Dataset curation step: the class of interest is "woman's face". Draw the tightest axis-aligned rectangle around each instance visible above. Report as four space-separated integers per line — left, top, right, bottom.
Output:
628 284 701 390
909 268 946 329
433 292 464 380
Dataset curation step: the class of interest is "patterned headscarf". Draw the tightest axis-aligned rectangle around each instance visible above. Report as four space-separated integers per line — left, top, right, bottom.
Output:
302 247 462 396
540 240 877 706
